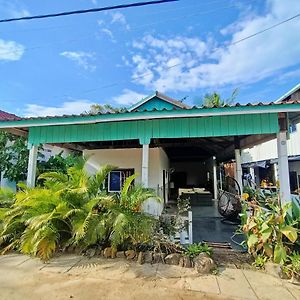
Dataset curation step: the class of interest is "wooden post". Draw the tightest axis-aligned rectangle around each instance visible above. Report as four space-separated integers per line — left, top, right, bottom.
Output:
27 145 38 188
277 131 291 204
142 143 149 187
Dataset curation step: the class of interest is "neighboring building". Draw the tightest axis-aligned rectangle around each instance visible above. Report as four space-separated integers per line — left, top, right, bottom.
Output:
1 91 299 216
241 83 300 195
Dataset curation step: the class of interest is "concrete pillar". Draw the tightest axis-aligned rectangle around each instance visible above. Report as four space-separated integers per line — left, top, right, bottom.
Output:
235 149 243 194
274 163 279 182
249 167 255 187
27 145 38 188
277 131 291 204
142 143 149 187
212 156 218 199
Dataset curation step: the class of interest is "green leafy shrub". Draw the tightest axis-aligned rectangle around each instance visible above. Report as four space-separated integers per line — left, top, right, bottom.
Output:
282 251 300 280
184 242 212 258
0 161 159 260
240 201 298 265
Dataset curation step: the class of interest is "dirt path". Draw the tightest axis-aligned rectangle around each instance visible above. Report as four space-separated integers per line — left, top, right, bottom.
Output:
0 254 299 300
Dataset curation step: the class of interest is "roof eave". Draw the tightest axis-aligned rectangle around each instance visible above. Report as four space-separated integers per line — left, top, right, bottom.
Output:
1 103 300 129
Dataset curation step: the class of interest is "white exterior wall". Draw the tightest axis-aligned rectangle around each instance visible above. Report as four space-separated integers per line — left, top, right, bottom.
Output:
241 123 300 164
84 147 169 216
40 145 72 162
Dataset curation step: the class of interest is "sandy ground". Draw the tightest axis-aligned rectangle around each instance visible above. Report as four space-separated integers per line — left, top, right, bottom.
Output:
0 254 299 300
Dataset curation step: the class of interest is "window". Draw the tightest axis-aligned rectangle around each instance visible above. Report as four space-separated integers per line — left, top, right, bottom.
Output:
108 169 134 192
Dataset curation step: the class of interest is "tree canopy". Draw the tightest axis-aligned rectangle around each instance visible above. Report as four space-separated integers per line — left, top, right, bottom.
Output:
202 88 239 108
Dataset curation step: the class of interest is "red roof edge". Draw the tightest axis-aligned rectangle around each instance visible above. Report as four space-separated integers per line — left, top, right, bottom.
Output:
0 110 21 121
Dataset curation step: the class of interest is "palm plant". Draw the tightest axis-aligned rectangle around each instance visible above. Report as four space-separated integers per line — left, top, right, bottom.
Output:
108 174 159 248
0 160 115 260
203 89 238 107
0 160 159 260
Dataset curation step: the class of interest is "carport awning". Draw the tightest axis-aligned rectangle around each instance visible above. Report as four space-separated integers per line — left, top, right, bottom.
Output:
242 155 300 168
1 101 300 147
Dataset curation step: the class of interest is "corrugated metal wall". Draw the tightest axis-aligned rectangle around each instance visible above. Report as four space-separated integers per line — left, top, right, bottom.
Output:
28 113 279 145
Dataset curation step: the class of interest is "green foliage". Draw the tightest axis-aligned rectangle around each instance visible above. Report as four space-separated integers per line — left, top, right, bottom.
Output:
252 254 267 269
88 104 127 114
240 201 299 265
184 242 212 258
38 152 80 175
0 161 158 260
282 251 300 280
202 89 238 108
157 198 190 237
242 186 278 207
0 132 29 182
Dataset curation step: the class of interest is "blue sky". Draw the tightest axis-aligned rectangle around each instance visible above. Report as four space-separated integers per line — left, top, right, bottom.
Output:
0 0 300 116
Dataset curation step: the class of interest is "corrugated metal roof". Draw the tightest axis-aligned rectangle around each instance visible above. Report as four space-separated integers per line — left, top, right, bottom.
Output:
275 83 300 103
1 100 299 123
128 91 191 111
0 110 20 121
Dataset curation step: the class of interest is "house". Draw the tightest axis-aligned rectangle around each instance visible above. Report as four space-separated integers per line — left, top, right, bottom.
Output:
241 83 300 198
0 91 299 217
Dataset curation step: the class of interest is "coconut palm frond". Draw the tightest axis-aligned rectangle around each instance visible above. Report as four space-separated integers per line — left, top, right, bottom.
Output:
0 188 15 208
120 174 139 207
38 171 69 183
34 225 59 261
88 165 116 196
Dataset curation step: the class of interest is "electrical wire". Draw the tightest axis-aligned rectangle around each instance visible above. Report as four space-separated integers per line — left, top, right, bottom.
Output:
0 0 178 23
80 11 300 95
0 2 239 57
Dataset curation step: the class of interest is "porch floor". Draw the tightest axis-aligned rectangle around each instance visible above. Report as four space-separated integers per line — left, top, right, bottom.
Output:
191 199 245 250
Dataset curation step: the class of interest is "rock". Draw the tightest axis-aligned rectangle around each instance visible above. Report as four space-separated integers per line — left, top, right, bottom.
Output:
95 247 102 256
165 253 182 265
144 251 153 264
85 248 96 258
194 253 216 274
125 250 136 260
116 251 126 259
152 253 166 264
111 248 117 259
179 256 193 268
137 252 145 265
103 247 112 258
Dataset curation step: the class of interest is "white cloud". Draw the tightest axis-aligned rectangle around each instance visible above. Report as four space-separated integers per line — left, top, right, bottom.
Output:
111 12 130 30
10 8 30 18
23 100 95 117
0 1 31 19
60 51 96 71
111 89 146 105
130 35 209 91
101 28 116 42
0 38 25 61
129 0 300 92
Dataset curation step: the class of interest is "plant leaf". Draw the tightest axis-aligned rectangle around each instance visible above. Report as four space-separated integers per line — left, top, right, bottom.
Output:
247 234 258 248
263 243 273 257
274 243 287 264
280 225 298 243
261 227 272 242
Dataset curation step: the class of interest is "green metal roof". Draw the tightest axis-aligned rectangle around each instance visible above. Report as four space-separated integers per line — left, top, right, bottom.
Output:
0 101 300 129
